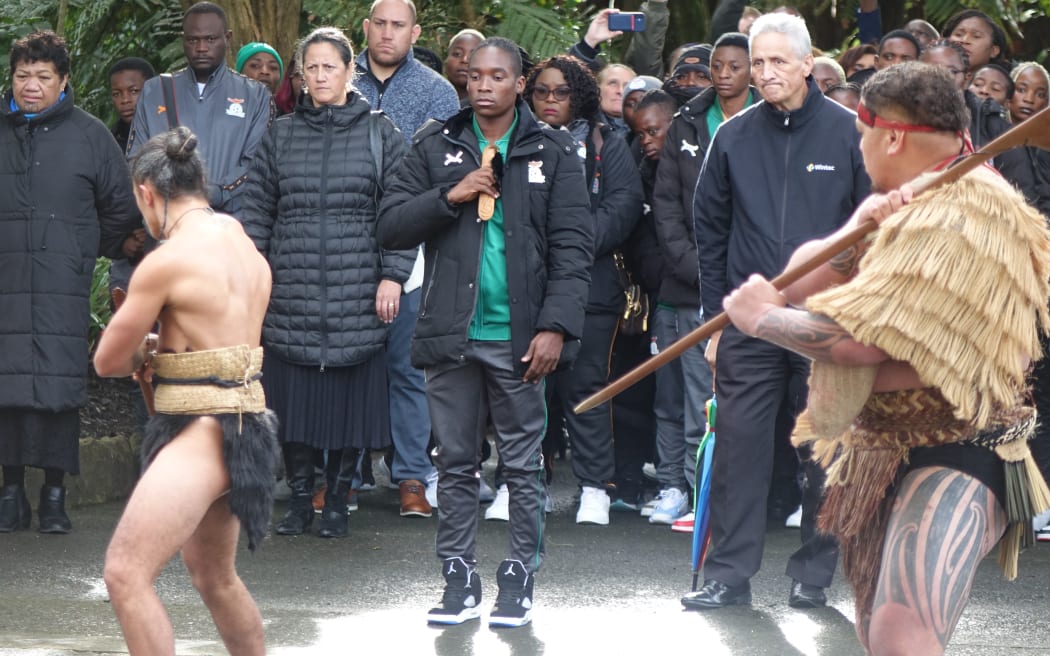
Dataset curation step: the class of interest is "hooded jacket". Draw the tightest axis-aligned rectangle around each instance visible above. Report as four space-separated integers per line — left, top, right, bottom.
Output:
695 78 871 316
0 87 139 410
240 92 415 368
377 99 594 374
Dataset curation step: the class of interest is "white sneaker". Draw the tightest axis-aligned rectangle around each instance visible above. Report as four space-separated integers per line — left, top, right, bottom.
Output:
671 512 695 534
485 484 510 521
785 505 803 528
479 476 496 503
642 462 658 481
425 469 439 508
640 497 660 518
649 488 688 525
576 486 610 525
1032 508 1050 531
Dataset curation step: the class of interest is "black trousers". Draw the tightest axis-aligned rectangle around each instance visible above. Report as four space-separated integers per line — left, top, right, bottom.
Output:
704 326 839 588
545 311 620 489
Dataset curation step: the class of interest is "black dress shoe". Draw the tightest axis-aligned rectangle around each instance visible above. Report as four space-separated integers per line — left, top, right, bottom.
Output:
788 580 827 609
681 579 752 610
317 488 349 538
38 485 72 534
0 484 31 532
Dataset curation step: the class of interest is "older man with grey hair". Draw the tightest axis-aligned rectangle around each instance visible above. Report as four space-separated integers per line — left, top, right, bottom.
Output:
684 12 870 610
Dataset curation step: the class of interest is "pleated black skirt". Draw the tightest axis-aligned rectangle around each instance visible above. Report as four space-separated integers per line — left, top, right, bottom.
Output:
262 349 391 451
0 407 80 474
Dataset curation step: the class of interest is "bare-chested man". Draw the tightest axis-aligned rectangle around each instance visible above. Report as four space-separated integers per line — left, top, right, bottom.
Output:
94 126 278 656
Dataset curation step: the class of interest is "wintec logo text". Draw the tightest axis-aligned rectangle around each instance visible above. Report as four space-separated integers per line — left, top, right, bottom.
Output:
806 163 836 172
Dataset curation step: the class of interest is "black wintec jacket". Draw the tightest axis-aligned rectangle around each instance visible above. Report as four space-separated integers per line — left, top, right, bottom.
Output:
695 79 871 316
377 99 594 375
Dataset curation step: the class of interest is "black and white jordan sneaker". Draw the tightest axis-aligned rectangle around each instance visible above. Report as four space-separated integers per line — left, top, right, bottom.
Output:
427 557 482 625
489 559 534 628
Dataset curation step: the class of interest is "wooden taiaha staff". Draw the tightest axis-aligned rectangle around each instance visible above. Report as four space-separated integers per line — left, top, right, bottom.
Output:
574 105 1050 415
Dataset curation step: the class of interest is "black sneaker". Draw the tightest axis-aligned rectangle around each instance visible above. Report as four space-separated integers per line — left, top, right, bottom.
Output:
427 557 482 625
489 559 533 628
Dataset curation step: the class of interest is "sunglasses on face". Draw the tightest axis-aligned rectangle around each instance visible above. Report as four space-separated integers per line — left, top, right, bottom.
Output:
532 85 571 101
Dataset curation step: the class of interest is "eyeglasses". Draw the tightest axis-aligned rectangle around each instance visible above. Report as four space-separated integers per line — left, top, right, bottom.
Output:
532 85 571 101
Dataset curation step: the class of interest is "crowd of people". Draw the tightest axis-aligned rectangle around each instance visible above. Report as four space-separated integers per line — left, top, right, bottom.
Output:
1 0 1050 652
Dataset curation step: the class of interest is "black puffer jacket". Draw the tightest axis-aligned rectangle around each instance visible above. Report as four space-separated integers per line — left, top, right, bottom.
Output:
377 100 594 375
0 87 138 411
241 93 415 368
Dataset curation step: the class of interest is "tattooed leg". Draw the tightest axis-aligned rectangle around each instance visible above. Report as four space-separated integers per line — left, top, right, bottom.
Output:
864 466 1006 656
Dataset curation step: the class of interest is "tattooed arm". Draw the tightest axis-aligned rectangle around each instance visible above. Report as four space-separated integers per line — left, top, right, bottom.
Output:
782 187 915 306
724 273 889 365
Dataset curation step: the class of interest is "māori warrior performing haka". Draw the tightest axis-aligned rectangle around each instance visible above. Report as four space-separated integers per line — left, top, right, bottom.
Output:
723 62 1050 655
94 126 278 656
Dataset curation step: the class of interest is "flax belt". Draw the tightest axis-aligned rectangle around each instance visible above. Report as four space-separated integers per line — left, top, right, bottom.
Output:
151 345 266 415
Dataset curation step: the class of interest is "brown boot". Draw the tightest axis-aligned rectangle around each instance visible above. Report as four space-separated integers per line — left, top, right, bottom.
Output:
399 480 432 518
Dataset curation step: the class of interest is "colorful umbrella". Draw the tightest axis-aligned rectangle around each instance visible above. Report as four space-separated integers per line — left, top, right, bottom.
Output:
689 395 716 593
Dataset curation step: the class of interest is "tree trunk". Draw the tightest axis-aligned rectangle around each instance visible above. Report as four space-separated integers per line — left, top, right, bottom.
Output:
56 0 68 36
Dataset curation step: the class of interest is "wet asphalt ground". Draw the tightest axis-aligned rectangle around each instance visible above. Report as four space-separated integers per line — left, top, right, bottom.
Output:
1 455 1049 656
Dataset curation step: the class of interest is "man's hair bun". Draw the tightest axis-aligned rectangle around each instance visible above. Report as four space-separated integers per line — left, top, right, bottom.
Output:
165 126 199 162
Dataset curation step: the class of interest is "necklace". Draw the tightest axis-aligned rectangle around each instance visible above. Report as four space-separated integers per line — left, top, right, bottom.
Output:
166 206 213 237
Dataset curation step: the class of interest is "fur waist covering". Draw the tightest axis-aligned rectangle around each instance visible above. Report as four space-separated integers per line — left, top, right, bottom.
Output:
144 346 278 552
793 168 1050 626
142 411 280 553
151 345 266 415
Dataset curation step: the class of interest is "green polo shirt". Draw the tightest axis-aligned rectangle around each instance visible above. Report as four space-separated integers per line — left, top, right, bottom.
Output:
705 90 754 139
468 110 518 341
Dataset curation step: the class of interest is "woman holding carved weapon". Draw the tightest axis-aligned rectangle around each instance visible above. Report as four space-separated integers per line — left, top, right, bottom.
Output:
523 54 643 526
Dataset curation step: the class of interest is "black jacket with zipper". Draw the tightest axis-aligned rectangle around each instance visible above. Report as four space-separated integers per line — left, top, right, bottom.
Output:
377 99 594 375
653 85 757 307
240 92 415 368
695 78 871 316
583 123 643 314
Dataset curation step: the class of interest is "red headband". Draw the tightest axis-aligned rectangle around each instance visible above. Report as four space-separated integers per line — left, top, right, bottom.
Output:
856 101 938 133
